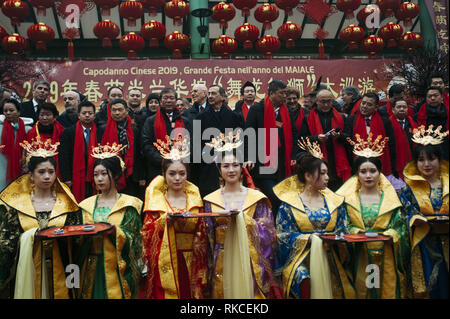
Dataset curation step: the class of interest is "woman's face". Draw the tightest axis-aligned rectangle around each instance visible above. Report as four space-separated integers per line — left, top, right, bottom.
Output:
3 102 20 123
147 99 160 113
93 164 113 193
416 152 440 180
30 161 56 191
38 109 55 126
307 163 329 190
220 154 242 185
358 161 380 190
164 161 187 192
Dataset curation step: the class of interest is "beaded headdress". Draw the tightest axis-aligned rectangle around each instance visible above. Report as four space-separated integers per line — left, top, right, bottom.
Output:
298 137 323 159
91 143 126 170
411 125 449 146
347 133 389 158
20 136 59 164
206 131 243 152
154 135 190 160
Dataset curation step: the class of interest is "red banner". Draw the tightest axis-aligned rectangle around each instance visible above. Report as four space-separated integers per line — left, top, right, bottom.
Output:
14 58 395 111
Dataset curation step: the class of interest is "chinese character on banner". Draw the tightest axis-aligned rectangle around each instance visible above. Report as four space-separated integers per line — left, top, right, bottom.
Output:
433 2 445 12
83 80 103 102
169 78 189 97
306 74 317 90
287 78 305 97
149 79 165 94
323 77 339 98
60 79 78 96
191 78 207 88
104 79 125 90
440 43 449 54
252 78 265 99
212 76 223 87
357 77 375 94
339 77 355 89
437 29 448 40
436 15 447 25
227 78 242 99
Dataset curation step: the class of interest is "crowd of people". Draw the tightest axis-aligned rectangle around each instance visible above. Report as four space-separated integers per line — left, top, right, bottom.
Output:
0 75 448 299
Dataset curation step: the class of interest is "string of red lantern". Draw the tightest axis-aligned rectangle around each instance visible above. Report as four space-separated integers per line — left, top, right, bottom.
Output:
232 0 257 17
339 24 364 51
29 0 55 16
336 0 361 19
27 22 55 50
277 21 302 48
256 35 281 59
254 3 279 30
94 20 120 48
1 0 29 26
164 0 190 26
234 23 260 50
119 32 145 59
275 0 300 17
212 2 236 29
164 31 190 59
141 20 166 48
93 0 120 16
141 0 166 17
1 33 28 55
212 35 238 59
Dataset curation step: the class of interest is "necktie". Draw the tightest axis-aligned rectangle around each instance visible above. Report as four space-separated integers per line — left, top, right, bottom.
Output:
365 117 371 127
85 128 90 144
402 120 406 129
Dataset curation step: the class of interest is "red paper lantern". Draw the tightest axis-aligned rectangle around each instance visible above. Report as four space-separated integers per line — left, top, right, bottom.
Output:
0 26 7 41
361 35 384 59
141 20 166 48
94 20 120 48
119 0 144 27
256 35 281 59
395 2 420 27
212 2 236 29
164 0 189 26
164 31 189 59
119 32 145 59
277 21 302 48
27 22 55 50
339 24 364 50
275 0 300 16
336 0 361 19
1 33 28 55
232 0 257 17
357 5 380 31
376 0 400 17
1 0 29 26
212 35 237 59
140 0 165 16
29 0 55 16
254 4 279 30
378 22 403 48
399 31 422 53
62 27 79 60
93 0 119 16
234 23 260 50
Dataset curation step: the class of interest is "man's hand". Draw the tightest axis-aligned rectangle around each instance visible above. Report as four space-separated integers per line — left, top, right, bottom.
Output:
243 161 255 170
330 130 340 138
317 134 328 143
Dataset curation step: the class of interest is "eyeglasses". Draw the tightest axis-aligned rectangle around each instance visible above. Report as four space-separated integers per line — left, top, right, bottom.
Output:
318 99 333 104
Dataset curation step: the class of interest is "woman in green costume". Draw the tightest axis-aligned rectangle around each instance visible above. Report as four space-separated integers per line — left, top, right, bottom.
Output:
337 134 411 299
78 145 143 299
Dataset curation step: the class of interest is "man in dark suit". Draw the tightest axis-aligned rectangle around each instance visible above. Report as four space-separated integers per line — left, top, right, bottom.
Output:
20 80 50 124
56 90 80 128
185 83 209 125
234 81 256 121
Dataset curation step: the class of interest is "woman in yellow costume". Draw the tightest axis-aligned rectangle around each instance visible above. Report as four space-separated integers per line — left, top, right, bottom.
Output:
0 137 82 299
77 143 143 299
398 125 449 299
203 132 277 299
141 136 207 299
274 138 347 299
337 134 410 299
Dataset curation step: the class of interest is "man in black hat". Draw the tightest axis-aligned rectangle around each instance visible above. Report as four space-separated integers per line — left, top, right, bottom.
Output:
234 81 256 122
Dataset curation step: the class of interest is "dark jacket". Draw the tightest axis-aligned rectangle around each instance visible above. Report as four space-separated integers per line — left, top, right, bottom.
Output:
56 111 78 128
234 99 255 121
19 100 39 124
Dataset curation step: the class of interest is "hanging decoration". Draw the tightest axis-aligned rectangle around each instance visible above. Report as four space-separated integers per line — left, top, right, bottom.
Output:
254 3 279 30
119 0 144 27
339 24 364 50
140 0 165 16
212 2 236 29
212 35 238 59
1 33 28 55
93 0 120 16
29 0 55 16
335 0 361 19
277 21 302 48
94 20 120 48
399 31 422 53
164 31 190 58
27 22 55 50
376 0 400 17
141 20 166 48
1 0 30 26
232 0 257 17
360 35 384 59
62 27 79 60
274 0 300 17
395 1 420 27
234 23 260 50
164 0 190 26
378 22 403 48
256 35 281 59
119 32 145 59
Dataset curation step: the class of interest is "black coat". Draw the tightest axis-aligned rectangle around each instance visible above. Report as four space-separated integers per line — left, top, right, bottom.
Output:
19 100 38 124
56 111 78 128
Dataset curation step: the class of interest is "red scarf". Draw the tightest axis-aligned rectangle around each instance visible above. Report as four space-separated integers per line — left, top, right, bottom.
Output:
444 92 449 109
353 112 392 175
241 103 249 121
307 108 351 182
295 107 305 133
416 102 449 130
101 114 134 190
389 115 417 179
1 118 26 183
350 99 362 115
72 122 97 202
263 98 293 177
153 108 185 141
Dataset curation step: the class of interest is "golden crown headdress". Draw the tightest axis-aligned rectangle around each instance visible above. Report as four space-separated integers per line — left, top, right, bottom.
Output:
154 135 190 160
206 131 243 152
91 143 126 170
298 137 323 159
20 136 59 164
411 125 449 146
347 133 389 158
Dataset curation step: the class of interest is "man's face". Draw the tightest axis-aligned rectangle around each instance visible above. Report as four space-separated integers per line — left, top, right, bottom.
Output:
341 92 354 105
161 91 177 112
430 77 445 90
269 88 287 108
426 89 443 108
392 100 408 120
127 89 142 108
38 109 55 126
243 86 255 104
78 106 95 126
389 91 404 104
108 88 123 102
110 102 128 122
33 83 50 102
316 91 334 112
208 86 224 108
63 91 79 114
286 93 299 109
303 96 313 109
191 84 207 105
359 96 378 117
0 90 11 105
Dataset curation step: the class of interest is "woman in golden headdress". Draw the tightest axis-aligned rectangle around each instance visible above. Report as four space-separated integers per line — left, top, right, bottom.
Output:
141 136 207 299
77 143 143 299
203 132 278 299
0 137 82 299
274 138 348 299
337 134 410 299
398 125 449 299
